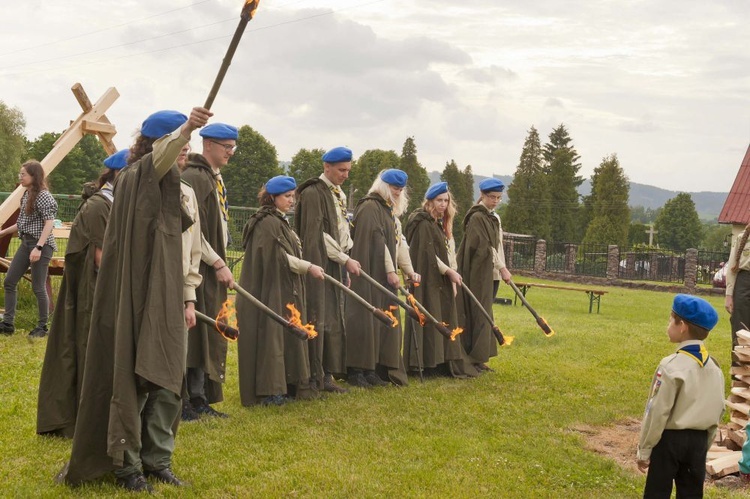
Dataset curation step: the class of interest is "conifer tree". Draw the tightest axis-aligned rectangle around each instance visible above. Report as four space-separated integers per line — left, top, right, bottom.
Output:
399 137 430 215
655 192 703 251
543 124 582 242
504 126 550 239
582 154 630 248
440 159 474 243
348 149 400 206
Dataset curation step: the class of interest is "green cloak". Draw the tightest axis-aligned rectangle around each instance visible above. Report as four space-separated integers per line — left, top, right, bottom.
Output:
64 156 185 485
37 191 111 437
345 194 407 385
236 206 313 406
295 178 346 381
403 209 479 377
456 203 499 364
181 153 228 403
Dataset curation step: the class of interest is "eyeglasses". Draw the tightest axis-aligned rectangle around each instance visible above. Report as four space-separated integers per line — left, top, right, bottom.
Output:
209 140 237 153
18 171 28 179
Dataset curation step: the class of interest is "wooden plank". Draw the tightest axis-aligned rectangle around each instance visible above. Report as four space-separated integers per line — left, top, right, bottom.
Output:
81 120 116 135
731 365 750 377
512 282 608 295
731 386 750 402
706 451 743 478
737 329 750 346
726 398 750 416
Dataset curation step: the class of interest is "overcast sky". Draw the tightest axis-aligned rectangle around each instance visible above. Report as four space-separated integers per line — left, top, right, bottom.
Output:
1 0 749 193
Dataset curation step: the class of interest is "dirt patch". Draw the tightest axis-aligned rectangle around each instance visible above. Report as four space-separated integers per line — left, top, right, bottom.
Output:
570 417 641 473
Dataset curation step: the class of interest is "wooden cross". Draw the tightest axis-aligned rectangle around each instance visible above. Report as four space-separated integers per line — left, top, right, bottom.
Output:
646 224 658 246
0 83 119 227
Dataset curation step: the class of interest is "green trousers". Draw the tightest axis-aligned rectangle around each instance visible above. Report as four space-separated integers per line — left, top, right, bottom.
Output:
114 387 181 478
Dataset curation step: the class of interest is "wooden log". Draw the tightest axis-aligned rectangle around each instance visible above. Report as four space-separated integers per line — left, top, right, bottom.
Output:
731 386 750 402
737 329 750 346
725 398 750 416
734 347 750 362
730 412 748 427
731 365 750 377
706 451 743 478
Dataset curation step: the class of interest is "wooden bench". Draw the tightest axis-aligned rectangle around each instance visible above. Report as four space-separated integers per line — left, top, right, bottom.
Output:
512 282 608 314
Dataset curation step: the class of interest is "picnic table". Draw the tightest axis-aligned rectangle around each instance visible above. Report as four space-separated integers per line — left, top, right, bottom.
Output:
512 281 608 314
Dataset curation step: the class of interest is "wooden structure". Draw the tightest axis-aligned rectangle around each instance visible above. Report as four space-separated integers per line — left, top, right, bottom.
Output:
719 143 750 226
511 281 608 314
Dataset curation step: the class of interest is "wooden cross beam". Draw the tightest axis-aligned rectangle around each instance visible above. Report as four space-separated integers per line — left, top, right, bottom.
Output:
0 83 119 228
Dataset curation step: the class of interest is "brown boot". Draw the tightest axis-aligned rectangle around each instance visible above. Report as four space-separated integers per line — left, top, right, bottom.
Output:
323 374 349 393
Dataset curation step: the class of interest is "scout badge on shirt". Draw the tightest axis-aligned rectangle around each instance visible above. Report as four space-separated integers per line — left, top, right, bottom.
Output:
645 370 662 415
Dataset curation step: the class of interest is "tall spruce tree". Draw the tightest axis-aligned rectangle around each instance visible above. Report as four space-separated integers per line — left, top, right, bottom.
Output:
348 149 400 206
543 124 582 242
399 137 430 215
440 159 474 243
654 192 703 251
582 154 630 248
504 126 550 239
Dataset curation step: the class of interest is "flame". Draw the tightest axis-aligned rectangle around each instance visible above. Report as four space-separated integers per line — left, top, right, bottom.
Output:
450 327 463 341
540 317 556 337
242 0 261 19
286 303 318 339
383 305 399 327
215 299 238 341
406 294 426 326
502 335 515 346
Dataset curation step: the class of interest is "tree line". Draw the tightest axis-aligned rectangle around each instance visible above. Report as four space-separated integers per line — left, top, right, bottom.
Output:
0 100 729 252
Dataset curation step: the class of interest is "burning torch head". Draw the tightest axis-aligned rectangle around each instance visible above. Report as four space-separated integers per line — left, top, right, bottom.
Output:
241 0 261 20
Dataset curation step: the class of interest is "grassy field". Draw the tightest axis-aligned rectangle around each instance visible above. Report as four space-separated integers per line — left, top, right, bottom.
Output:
0 278 746 498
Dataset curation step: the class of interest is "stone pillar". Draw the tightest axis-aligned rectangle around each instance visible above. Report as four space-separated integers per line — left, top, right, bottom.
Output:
684 248 698 291
625 252 636 279
606 245 619 280
534 239 546 274
565 244 577 274
649 253 659 280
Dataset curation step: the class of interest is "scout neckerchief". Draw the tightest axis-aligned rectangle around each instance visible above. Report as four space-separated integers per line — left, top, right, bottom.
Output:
216 173 229 223
329 184 352 227
677 343 709 367
436 217 449 250
387 201 399 242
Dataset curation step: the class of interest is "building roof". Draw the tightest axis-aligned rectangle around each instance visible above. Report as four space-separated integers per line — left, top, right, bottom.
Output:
719 143 750 225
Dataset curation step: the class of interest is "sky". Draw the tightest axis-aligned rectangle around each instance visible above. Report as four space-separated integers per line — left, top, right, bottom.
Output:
1 0 749 193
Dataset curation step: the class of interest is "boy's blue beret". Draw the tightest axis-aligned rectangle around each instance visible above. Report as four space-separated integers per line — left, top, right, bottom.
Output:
322 147 353 163
479 178 505 193
199 123 239 140
673 294 719 331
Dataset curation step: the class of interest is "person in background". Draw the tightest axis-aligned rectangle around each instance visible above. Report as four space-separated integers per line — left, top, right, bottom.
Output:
0 160 57 338
295 146 361 394
237 175 324 406
636 294 724 498
36 149 127 437
180 123 237 420
345 169 420 388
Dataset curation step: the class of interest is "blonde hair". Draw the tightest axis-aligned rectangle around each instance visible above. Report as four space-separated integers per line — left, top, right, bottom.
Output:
423 193 456 240
368 175 409 217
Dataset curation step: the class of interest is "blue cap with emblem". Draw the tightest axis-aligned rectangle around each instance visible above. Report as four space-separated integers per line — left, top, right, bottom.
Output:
103 149 130 170
380 169 408 187
479 178 505 193
672 294 719 331
425 182 448 200
199 123 239 140
322 147 353 163
266 175 297 195
140 110 188 139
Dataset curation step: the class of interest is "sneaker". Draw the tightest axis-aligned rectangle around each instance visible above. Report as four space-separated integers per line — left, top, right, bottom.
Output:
364 371 389 387
116 472 153 493
323 374 349 394
144 467 186 486
181 401 200 421
192 401 228 418
347 372 372 389
0 322 15 335
28 326 48 338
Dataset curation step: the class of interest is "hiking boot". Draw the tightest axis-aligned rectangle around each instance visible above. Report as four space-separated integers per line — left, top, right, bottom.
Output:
192 401 228 418
116 472 153 493
28 326 48 338
261 394 290 406
0 322 15 335
364 371 389 387
181 401 200 421
347 372 372 389
323 374 349 393
144 467 186 486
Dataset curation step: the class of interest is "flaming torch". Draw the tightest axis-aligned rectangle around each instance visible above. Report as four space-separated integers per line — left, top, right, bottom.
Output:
383 305 399 328
459 282 513 346
285 303 318 339
195 309 239 341
231 282 311 340
322 273 396 327
508 280 555 337
398 285 455 341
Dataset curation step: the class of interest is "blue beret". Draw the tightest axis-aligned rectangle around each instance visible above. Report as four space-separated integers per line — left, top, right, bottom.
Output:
672 294 718 331
266 175 297 195
322 146 353 163
425 182 448 200
199 123 239 141
141 110 188 139
103 149 129 170
479 178 505 193
380 169 408 188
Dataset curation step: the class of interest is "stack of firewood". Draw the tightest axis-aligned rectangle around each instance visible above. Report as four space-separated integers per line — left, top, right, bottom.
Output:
705 330 750 478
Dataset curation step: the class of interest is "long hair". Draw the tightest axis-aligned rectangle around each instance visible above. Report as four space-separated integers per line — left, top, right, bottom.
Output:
368 175 409 217
257 186 274 207
422 192 457 240
21 160 48 215
733 224 750 273
95 168 117 189
128 135 157 165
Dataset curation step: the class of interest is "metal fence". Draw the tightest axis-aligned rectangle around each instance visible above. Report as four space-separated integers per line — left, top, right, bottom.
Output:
696 250 730 286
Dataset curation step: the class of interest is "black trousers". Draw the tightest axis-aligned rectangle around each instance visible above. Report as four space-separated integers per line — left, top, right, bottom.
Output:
644 429 707 499
731 269 750 350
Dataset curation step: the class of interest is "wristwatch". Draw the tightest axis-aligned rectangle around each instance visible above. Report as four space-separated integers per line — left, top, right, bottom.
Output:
35 245 43 251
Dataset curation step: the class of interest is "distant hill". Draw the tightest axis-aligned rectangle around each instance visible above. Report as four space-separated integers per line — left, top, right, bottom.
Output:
427 172 727 221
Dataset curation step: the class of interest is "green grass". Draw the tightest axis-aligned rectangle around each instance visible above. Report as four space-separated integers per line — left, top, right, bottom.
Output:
0 279 746 497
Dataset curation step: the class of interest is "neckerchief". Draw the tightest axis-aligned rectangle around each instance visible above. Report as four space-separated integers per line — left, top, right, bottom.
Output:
329 184 352 227
216 173 229 223
387 201 399 242
436 218 449 250
677 343 709 367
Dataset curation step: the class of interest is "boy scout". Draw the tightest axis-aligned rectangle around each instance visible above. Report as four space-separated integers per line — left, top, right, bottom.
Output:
636 294 725 498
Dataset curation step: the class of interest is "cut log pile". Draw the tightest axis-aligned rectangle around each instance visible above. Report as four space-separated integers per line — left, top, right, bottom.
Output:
706 329 750 478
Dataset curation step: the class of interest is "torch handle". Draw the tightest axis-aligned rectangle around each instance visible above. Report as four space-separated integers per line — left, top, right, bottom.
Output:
204 17 250 109
356 270 419 320
195 310 239 340
323 273 394 327
231 283 308 340
397 285 441 326
508 281 541 320
459 282 504 345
